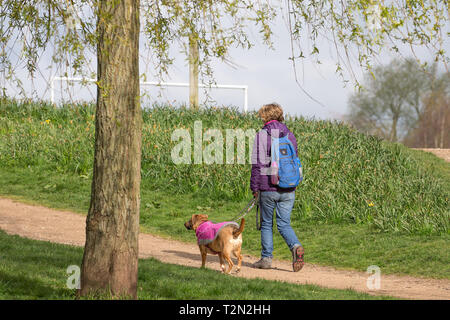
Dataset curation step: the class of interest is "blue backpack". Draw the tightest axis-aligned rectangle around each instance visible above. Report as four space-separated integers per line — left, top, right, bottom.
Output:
266 131 303 188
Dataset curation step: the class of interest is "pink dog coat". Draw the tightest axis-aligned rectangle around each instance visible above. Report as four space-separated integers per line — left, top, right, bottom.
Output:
195 221 239 246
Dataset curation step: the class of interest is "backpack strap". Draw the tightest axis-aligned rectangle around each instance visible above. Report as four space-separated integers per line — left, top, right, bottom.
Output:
262 128 279 164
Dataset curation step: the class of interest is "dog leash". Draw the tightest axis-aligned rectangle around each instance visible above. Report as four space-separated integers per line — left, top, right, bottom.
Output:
231 194 261 231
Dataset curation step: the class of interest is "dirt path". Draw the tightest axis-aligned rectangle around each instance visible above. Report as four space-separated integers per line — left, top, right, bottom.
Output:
414 148 450 162
0 198 449 300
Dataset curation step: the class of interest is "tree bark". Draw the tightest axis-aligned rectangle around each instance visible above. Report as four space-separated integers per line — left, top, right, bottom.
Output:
79 0 141 299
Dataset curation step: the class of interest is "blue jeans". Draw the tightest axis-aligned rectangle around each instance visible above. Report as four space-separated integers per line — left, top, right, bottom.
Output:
259 191 301 258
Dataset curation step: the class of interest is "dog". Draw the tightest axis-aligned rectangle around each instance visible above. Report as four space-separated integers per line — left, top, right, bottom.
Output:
184 214 245 274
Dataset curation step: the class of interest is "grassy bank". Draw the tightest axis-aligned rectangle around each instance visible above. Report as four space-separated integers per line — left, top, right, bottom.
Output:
0 99 449 279
0 230 391 300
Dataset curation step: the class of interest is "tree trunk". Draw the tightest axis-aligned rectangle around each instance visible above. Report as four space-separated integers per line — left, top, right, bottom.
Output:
424 130 428 148
79 0 141 299
390 114 398 142
439 108 445 149
189 33 199 110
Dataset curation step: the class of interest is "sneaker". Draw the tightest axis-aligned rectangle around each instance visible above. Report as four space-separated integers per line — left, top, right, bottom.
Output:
292 245 304 272
252 257 272 269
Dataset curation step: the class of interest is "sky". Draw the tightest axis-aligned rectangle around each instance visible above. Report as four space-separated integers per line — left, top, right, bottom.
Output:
2 7 447 121
156 28 357 120
138 17 363 120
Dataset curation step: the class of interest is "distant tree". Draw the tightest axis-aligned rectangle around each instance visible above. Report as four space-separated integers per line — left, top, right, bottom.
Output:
346 59 437 142
404 72 450 148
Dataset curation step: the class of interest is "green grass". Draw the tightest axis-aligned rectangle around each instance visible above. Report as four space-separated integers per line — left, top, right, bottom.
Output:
0 230 392 300
0 156 448 279
0 98 449 280
0 99 448 234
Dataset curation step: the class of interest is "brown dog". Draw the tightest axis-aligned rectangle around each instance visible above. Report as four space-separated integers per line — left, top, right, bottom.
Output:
184 214 245 274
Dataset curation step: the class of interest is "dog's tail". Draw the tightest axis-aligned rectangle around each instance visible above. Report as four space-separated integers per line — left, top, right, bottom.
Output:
233 218 245 237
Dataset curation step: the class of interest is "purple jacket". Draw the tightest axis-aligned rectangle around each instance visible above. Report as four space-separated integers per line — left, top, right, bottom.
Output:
250 120 298 193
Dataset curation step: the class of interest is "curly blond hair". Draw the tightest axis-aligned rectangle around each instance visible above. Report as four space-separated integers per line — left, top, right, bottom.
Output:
258 103 284 123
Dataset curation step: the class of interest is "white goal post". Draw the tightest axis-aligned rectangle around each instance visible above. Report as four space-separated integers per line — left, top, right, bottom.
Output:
50 76 249 112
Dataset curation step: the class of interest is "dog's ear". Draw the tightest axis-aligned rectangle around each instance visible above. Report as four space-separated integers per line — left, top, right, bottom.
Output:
191 214 209 230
